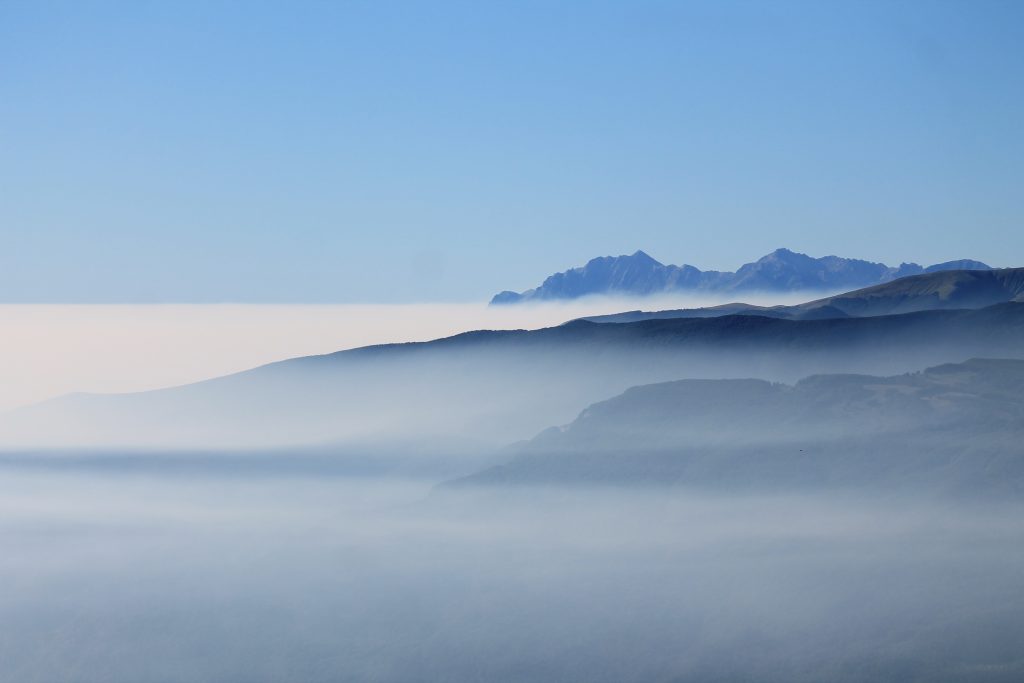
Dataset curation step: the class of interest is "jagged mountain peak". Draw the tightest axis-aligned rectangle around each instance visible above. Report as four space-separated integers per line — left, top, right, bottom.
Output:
761 247 805 260
491 248 991 304
629 249 659 262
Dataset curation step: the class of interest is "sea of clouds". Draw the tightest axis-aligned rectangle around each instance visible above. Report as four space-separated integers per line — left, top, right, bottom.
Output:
0 292 821 412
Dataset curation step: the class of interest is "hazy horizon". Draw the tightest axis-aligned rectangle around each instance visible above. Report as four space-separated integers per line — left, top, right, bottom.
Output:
0 290 825 412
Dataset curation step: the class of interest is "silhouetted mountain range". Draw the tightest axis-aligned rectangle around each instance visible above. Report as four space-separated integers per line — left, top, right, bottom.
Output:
582 267 1024 323
450 358 1024 495
491 248 991 303
2 268 1022 451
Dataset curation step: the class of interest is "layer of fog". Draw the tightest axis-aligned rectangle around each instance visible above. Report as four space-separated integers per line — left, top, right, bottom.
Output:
5 322 1019 452
0 292 827 412
2 465 1022 683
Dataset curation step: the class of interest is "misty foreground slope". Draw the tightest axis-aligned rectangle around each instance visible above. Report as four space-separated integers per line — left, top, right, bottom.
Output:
453 358 1024 495
2 299 1024 450
584 266 1024 322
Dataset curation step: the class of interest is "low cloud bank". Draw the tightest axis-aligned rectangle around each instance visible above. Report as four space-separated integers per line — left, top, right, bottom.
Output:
1 469 1022 682
0 293 824 412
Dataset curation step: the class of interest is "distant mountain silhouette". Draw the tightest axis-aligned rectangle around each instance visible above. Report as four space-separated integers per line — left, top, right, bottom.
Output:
582 267 1024 323
491 248 991 303
450 358 1024 495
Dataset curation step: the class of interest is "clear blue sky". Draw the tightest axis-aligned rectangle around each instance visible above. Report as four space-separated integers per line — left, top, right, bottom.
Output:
1 0 1021 302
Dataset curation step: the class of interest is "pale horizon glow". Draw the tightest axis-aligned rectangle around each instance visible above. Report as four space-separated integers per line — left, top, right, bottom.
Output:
0 292 822 413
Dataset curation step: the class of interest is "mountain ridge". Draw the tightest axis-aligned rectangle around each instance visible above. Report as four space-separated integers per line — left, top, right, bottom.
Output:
3 298 1023 451
448 357 1024 494
580 267 1024 323
491 248 991 304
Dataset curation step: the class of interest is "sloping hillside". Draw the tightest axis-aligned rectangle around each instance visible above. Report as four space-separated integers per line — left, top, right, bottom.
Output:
452 358 1024 494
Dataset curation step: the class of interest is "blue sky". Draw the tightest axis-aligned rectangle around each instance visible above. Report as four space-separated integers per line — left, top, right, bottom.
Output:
1 0 1021 302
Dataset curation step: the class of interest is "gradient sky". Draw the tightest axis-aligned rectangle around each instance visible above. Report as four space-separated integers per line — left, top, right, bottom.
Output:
1 0 1021 302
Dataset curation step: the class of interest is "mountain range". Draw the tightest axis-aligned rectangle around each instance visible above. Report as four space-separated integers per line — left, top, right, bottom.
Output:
491 248 991 304
3 268 1023 453
581 266 1024 323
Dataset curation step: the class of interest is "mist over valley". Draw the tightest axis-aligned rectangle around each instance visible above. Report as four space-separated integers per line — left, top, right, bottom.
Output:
1 266 1023 681
4 1 1023 677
